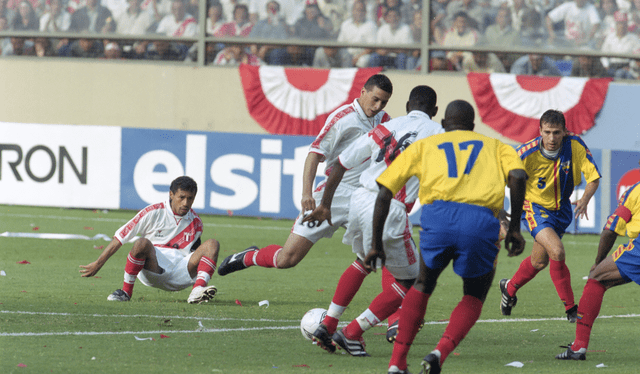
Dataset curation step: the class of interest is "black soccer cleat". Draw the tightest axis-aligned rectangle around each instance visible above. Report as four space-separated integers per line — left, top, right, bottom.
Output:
499 278 518 316
312 324 336 353
387 318 425 343
332 328 370 357
566 305 578 323
217 246 258 276
420 352 441 374
107 289 130 301
556 343 586 360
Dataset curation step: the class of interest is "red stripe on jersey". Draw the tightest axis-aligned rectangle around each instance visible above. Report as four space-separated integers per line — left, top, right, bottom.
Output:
380 112 391 124
553 159 559 210
158 217 203 250
614 205 632 223
310 106 355 149
119 203 165 238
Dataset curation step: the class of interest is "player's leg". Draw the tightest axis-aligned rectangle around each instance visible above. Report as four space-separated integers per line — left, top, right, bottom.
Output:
187 239 220 304
109 238 161 301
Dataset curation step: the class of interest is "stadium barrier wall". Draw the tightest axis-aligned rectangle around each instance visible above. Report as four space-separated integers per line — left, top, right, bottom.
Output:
2 122 639 234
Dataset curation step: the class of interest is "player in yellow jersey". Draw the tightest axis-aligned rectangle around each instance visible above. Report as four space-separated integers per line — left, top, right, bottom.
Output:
556 175 640 361
368 100 528 374
500 109 601 323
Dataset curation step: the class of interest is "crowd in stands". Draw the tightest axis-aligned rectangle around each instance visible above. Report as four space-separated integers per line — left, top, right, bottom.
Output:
1 0 639 78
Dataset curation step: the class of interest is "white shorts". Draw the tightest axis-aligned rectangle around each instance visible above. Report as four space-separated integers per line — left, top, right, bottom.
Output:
291 183 357 244
342 188 419 280
138 247 195 291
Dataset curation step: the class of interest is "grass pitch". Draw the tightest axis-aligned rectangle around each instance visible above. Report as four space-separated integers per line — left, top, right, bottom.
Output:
1 204 639 373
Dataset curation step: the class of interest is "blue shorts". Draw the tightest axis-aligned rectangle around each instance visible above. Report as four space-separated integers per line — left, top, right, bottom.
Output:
612 237 640 285
420 200 500 278
521 201 572 238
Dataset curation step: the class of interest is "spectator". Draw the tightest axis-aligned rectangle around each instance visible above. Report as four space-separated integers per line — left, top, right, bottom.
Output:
293 0 333 40
429 50 456 71
39 0 70 32
406 9 422 69
206 1 225 35
0 16 11 54
220 0 245 24
115 0 154 34
600 11 640 78
336 0 377 67
248 0 290 65
595 0 618 48
510 53 562 75
184 41 220 64
103 41 123 58
144 40 187 60
313 46 351 67
156 0 197 37
374 0 402 27
34 36 55 56
318 0 345 37
0 0 16 27
430 0 448 44
369 7 411 69
462 50 507 72
3 36 35 55
442 11 480 70
11 0 38 30
507 0 533 32
628 0 640 35
65 38 104 58
213 43 261 65
545 0 600 48
570 54 609 77
519 7 545 47
69 0 116 33
445 0 487 32
483 7 520 46
400 0 419 26
216 3 252 36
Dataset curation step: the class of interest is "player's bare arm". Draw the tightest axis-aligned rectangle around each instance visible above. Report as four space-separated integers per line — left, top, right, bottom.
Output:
574 179 600 220
301 152 325 212
592 229 618 270
504 169 527 257
364 184 393 272
302 163 347 226
79 237 122 277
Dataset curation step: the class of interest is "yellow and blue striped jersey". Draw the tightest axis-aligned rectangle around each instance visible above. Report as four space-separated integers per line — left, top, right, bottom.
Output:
377 130 524 216
517 134 601 211
605 182 640 239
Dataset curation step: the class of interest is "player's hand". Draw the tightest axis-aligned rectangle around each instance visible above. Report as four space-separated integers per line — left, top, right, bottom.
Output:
363 244 385 272
79 262 101 277
301 194 316 213
504 230 525 257
302 205 332 226
498 209 510 242
573 198 589 220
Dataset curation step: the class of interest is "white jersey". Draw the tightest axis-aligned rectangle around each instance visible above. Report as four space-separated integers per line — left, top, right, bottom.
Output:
115 199 203 257
310 98 391 188
338 110 444 208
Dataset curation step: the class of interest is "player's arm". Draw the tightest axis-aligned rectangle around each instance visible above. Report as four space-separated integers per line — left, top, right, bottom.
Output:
302 162 346 226
301 152 325 212
504 169 527 257
574 178 599 219
79 237 123 277
364 184 393 272
593 229 618 268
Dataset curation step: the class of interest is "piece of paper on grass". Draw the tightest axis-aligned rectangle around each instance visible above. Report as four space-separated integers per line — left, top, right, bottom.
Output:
505 361 524 368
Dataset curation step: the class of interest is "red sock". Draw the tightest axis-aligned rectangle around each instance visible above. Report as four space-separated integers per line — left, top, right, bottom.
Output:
323 261 370 333
247 245 281 268
193 256 216 288
387 309 400 328
573 279 606 351
508 256 541 296
435 295 483 365
122 253 145 297
381 266 395 292
549 259 575 309
389 287 430 371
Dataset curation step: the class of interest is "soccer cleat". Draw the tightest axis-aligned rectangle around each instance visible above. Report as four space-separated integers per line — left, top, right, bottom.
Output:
217 246 258 276
332 328 370 357
187 285 217 304
388 365 412 374
566 305 578 323
387 318 425 343
420 352 441 374
499 278 517 316
107 289 130 301
312 324 336 353
556 344 586 360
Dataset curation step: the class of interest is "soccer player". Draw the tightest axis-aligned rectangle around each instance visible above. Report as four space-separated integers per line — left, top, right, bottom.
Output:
216 74 392 275
304 85 444 356
367 100 528 374
80 176 220 304
556 177 640 360
500 109 601 322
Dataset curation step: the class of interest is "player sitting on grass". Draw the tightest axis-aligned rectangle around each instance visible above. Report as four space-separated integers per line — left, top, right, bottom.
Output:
80 176 220 304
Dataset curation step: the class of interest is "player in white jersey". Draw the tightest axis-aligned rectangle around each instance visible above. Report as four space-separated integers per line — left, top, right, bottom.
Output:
80 176 220 304
303 86 443 356
217 74 393 276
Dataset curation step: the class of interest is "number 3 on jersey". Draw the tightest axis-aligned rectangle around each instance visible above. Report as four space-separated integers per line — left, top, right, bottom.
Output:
438 140 484 178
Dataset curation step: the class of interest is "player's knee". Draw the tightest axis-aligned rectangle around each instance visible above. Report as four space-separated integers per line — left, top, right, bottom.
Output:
130 238 153 257
275 252 300 269
200 239 220 259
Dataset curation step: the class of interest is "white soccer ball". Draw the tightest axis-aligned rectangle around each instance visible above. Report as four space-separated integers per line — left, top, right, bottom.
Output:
300 308 327 340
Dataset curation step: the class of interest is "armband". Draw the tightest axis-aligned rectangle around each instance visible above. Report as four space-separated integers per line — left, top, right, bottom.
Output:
613 205 632 223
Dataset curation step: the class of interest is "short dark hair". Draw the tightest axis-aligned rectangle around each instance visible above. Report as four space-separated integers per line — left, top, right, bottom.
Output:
364 74 393 95
408 85 437 111
539 109 566 129
170 176 198 195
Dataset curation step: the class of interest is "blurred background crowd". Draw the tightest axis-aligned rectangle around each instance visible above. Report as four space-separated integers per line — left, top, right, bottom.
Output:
1 0 639 78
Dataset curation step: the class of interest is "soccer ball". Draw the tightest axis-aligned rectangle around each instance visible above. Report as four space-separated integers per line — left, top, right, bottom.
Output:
300 308 327 340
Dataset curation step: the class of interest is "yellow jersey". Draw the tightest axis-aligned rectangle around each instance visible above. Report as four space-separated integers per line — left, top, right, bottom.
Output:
517 134 601 211
605 182 640 239
377 130 524 216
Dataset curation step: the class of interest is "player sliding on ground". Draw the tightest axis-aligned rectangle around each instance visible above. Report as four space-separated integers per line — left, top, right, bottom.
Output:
80 176 220 304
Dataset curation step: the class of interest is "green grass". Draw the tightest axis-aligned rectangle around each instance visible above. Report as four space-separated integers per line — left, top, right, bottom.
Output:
1 204 638 373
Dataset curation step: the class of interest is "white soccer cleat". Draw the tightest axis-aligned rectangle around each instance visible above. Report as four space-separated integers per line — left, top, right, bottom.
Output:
187 285 217 304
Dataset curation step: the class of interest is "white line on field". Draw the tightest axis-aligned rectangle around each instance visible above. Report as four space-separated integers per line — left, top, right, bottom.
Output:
0 310 298 322
0 326 299 337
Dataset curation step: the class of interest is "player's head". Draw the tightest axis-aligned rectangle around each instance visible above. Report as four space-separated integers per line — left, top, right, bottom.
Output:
406 85 438 118
169 176 197 216
442 100 475 131
359 74 392 118
539 109 567 152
